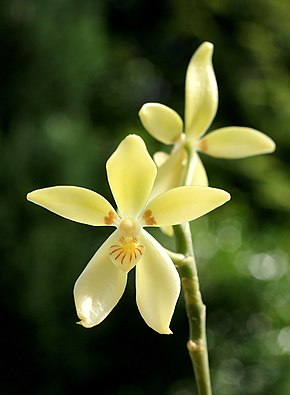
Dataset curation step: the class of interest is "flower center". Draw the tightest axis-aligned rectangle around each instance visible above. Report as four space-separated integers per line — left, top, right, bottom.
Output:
109 236 144 272
108 218 144 272
119 218 139 237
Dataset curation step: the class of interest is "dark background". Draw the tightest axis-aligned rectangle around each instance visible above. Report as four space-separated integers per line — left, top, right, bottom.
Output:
1 1 290 394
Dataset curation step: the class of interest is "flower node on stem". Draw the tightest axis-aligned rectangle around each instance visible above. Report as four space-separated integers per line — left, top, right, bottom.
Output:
187 339 205 354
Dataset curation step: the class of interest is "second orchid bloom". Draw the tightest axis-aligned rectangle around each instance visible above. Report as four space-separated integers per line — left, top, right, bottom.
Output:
27 135 230 334
139 42 276 194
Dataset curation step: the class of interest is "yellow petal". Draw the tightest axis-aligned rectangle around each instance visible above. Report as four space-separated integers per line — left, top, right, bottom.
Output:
136 230 180 334
74 231 127 328
27 186 118 226
142 186 230 227
150 147 186 199
191 153 209 186
139 103 183 144
185 42 218 140
198 127 276 158
106 135 157 218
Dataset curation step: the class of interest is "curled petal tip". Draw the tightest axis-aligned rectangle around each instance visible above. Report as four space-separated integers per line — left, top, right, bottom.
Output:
76 320 91 328
147 324 173 335
185 41 218 140
148 325 173 335
196 41 214 59
201 41 214 51
75 309 97 328
76 320 84 327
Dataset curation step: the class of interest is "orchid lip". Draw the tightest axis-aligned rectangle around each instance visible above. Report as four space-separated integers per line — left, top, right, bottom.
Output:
109 235 145 272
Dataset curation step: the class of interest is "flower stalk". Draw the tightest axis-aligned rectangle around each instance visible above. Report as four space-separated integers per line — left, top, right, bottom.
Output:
173 141 212 395
174 223 212 395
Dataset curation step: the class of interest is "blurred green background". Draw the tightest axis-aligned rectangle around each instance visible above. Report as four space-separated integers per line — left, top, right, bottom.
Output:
1 0 289 394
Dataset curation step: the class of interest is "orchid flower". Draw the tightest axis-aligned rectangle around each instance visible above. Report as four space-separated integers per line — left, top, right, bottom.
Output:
139 42 276 196
27 134 230 334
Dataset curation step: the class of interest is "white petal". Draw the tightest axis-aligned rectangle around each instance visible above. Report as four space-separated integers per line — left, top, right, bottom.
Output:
199 127 276 158
74 231 127 328
106 134 157 218
136 230 180 334
185 42 218 140
142 186 230 227
27 186 118 226
139 103 183 144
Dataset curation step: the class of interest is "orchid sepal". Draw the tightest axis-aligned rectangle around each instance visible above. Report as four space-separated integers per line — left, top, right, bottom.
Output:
185 41 218 140
198 126 276 159
139 103 183 145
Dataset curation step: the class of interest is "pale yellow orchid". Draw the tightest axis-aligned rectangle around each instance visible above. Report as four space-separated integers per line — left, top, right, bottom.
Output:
139 41 276 195
27 134 230 334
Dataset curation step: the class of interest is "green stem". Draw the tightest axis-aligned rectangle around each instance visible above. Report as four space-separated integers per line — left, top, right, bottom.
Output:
164 248 185 264
174 142 212 395
174 223 212 395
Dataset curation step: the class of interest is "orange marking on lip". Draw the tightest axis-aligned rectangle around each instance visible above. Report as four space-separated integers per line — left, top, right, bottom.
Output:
109 237 144 269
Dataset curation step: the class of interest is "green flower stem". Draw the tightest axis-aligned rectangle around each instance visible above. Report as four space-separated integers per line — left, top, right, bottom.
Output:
174 223 212 395
164 248 185 263
173 141 212 395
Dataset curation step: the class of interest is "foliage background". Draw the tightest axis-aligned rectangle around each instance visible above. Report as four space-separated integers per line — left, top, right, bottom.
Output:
1 1 289 394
